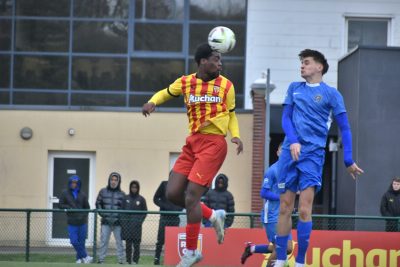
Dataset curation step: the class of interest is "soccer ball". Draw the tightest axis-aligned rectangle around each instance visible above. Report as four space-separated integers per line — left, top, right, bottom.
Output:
208 26 236 53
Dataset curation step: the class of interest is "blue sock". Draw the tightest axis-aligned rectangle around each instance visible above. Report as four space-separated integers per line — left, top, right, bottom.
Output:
254 244 272 254
275 235 289 261
296 220 312 264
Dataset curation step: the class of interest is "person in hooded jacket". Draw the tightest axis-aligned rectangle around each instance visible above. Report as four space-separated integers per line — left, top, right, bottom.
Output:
96 172 126 264
59 175 93 264
153 179 183 265
380 177 400 232
120 180 147 264
202 173 235 228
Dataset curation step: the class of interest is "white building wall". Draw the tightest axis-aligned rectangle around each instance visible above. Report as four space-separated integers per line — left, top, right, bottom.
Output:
245 0 400 108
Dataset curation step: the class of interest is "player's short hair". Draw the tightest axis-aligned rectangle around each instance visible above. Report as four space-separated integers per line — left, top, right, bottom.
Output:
299 49 329 75
393 177 400 183
194 43 214 66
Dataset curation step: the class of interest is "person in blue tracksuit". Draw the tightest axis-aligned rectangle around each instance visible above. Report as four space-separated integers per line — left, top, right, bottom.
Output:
59 175 92 264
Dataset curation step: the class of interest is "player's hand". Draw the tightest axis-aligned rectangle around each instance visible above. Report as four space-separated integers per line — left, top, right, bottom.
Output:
290 143 301 161
347 163 364 180
142 102 156 117
231 137 243 155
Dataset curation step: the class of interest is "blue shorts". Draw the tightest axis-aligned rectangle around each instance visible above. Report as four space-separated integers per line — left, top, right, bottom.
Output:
277 148 325 193
264 222 292 244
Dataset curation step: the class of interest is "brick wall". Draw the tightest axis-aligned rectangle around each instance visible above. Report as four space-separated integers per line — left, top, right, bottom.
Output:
251 88 266 217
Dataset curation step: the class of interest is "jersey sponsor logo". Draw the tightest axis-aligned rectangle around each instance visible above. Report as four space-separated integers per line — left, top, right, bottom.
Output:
188 94 222 104
314 94 322 102
213 86 220 94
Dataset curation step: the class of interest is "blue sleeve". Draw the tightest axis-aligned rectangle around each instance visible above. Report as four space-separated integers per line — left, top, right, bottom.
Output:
282 105 299 144
335 112 354 167
330 89 346 116
260 187 280 201
283 82 295 105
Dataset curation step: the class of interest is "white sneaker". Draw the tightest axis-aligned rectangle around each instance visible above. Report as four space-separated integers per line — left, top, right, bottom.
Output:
83 255 93 264
211 209 226 244
176 250 203 267
76 259 83 264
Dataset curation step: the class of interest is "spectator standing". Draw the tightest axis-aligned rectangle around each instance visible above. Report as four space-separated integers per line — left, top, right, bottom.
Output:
202 173 235 228
153 180 183 265
59 175 93 264
96 172 125 264
380 177 400 232
121 180 147 264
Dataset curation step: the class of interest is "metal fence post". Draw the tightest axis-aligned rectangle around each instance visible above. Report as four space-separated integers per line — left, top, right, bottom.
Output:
25 209 31 262
92 210 98 260
249 214 254 228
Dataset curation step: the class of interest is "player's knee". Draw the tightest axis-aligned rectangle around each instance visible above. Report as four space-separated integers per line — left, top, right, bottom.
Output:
297 206 312 221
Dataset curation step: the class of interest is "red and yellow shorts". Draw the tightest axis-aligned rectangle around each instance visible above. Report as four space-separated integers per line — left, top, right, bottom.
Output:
173 133 227 187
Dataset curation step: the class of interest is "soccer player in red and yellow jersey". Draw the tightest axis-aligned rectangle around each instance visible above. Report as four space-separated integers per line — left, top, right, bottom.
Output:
142 43 243 267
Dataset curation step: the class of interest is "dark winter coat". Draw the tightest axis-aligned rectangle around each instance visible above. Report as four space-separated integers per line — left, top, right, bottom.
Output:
380 182 400 217
202 174 235 227
153 181 182 215
96 172 125 225
121 180 148 241
59 175 90 226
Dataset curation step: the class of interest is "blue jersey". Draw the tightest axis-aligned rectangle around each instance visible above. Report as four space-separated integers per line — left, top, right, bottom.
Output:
282 82 346 152
261 162 280 224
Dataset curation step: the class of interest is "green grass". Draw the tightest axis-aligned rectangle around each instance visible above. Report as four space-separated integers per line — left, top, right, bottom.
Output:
0 254 167 266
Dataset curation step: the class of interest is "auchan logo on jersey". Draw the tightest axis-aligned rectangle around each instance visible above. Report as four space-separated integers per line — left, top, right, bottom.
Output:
188 94 221 104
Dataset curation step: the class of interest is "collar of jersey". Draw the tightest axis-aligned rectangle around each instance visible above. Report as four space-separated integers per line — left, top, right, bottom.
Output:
306 82 321 87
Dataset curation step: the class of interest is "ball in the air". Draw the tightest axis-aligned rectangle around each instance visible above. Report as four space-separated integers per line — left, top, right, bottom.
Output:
208 26 236 53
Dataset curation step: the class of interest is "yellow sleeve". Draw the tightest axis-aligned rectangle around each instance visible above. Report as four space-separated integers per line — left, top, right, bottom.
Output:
228 112 240 138
148 78 182 106
226 84 240 138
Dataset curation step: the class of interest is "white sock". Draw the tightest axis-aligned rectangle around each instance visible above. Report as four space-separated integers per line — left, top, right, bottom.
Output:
295 262 305 267
186 249 196 256
250 245 255 253
274 260 287 267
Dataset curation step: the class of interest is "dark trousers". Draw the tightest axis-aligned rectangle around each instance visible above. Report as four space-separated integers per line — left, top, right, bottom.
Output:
154 215 180 261
385 219 399 232
126 239 141 264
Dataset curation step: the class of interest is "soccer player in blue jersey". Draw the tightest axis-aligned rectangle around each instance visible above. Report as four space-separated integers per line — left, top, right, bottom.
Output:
274 49 364 267
241 143 292 267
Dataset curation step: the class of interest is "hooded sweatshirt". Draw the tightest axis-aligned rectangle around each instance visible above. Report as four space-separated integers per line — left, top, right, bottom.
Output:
120 180 148 240
59 175 90 225
96 172 126 225
202 173 235 227
380 181 400 217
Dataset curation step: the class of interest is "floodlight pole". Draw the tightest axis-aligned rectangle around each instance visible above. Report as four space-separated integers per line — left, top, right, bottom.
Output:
264 68 272 171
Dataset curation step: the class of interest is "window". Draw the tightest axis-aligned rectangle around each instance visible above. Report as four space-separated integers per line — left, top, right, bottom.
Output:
0 0 247 108
347 18 390 51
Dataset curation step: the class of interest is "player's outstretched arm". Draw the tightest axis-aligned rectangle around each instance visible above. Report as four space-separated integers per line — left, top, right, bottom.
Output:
142 102 156 117
335 112 364 179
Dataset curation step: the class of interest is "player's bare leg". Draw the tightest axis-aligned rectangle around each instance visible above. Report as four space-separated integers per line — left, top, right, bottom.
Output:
275 191 296 267
294 187 314 267
165 171 188 208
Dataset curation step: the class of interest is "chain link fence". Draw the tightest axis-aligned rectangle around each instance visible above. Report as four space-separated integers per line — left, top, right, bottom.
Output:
0 209 398 263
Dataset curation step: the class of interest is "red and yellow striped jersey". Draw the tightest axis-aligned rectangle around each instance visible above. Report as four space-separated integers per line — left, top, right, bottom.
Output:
148 73 240 138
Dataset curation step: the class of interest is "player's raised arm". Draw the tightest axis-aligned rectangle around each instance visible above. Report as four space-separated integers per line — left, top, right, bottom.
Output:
142 81 182 117
334 112 364 179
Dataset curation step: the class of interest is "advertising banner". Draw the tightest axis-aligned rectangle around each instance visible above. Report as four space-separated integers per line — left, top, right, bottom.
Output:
164 227 400 267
